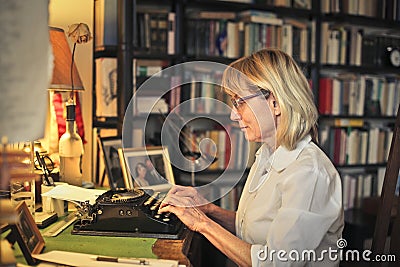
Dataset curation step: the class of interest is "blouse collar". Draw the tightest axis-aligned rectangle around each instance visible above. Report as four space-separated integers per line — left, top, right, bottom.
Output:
272 134 312 172
255 134 312 173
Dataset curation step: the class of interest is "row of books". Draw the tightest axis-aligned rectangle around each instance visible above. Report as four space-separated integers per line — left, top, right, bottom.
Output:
319 125 393 166
342 168 386 210
258 0 311 8
96 57 236 117
185 10 311 61
217 0 312 9
95 1 175 53
184 127 261 171
318 75 400 117
321 0 399 20
321 23 400 66
182 82 230 115
135 11 175 55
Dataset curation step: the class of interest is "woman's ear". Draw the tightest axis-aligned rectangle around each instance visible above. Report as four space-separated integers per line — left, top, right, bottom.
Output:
270 97 281 116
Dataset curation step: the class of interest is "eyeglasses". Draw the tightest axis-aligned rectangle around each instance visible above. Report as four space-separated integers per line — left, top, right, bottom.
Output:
230 89 271 110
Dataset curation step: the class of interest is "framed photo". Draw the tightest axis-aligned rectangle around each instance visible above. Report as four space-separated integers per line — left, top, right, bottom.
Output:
118 146 175 192
99 136 124 190
9 201 45 265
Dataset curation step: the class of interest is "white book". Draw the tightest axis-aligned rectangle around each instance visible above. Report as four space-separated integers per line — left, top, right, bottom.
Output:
354 30 363 66
368 127 380 164
311 20 316 63
95 0 117 47
321 0 330 13
339 129 347 165
240 15 283 26
348 80 357 115
342 174 350 210
339 27 348 65
281 24 293 57
360 131 369 164
377 167 386 196
356 175 363 208
347 130 360 164
363 174 372 198
385 130 394 162
300 27 308 62
379 79 389 116
356 76 366 116
227 21 240 59
320 23 330 64
349 175 357 209
327 29 340 65
393 81 400 115
167 12 176 55
331 78 342 115
386 80 396 116
218 131 226 170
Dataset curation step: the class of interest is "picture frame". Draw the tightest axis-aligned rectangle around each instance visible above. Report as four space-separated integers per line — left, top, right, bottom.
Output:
9 201 45 265
99 136 124 190
118 146 175 192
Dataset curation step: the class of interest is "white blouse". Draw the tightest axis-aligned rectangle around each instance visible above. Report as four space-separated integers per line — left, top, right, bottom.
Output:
236 135 344 266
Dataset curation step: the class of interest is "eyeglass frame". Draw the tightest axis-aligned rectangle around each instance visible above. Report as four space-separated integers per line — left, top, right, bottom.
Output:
230 88 271 110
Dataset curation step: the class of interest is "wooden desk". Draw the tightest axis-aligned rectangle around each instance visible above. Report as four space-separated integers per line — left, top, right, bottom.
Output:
153 229 202 266
6 221 201 266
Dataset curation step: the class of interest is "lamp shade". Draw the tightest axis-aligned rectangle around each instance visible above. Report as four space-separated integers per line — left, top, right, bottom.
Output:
49 27 84 91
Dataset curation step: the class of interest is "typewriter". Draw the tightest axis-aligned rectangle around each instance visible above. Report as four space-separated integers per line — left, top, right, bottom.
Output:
72 189 184 239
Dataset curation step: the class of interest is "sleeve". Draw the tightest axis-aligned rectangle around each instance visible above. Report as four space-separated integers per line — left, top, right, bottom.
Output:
250 162 342 267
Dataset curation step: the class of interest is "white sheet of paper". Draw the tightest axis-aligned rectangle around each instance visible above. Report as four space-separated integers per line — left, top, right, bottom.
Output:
0 0 50 142
32 251 179 267
41 184 106 205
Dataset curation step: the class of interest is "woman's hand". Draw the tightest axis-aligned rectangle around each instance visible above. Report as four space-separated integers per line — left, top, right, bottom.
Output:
159 185 213 214
158 193 210 232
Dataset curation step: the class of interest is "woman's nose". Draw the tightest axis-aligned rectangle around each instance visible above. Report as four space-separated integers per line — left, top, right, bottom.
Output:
230 108 241 121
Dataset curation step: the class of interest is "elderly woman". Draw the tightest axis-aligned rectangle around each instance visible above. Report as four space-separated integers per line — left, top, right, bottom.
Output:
160 48 344 267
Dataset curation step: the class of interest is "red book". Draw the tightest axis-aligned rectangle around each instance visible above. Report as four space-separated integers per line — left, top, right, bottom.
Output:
319 77 333 115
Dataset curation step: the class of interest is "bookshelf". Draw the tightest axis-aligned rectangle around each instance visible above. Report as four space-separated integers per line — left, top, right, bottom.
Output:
317 1 400 216
92 0 400 213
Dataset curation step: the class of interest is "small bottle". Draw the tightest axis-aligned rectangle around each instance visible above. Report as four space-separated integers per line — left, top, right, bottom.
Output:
59 99 83 186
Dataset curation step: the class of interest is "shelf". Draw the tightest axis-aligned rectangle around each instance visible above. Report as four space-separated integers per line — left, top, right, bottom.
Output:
178 168 249 186
182 55 236 65
92 0 399 214
186 0 314 18
319 115 397 120
93 119 118 129
322 13 400 31
335 163 387 169
319 64 400 74
94 46 180 60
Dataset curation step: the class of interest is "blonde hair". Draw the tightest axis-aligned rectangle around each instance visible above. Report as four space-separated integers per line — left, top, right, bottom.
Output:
222 48 318 150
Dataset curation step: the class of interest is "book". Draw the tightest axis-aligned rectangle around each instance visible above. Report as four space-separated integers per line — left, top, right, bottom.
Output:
187 11 236 20
94 0 117 47
361 35 378 66
318 77 333 115
281 24 293 56
168 12 176 55
227 21 240 58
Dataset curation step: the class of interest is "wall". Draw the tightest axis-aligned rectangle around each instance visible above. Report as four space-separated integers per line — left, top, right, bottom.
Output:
49 0 93 181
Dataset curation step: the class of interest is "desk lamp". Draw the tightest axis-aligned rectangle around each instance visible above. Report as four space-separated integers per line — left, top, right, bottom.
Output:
49 26 86 186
